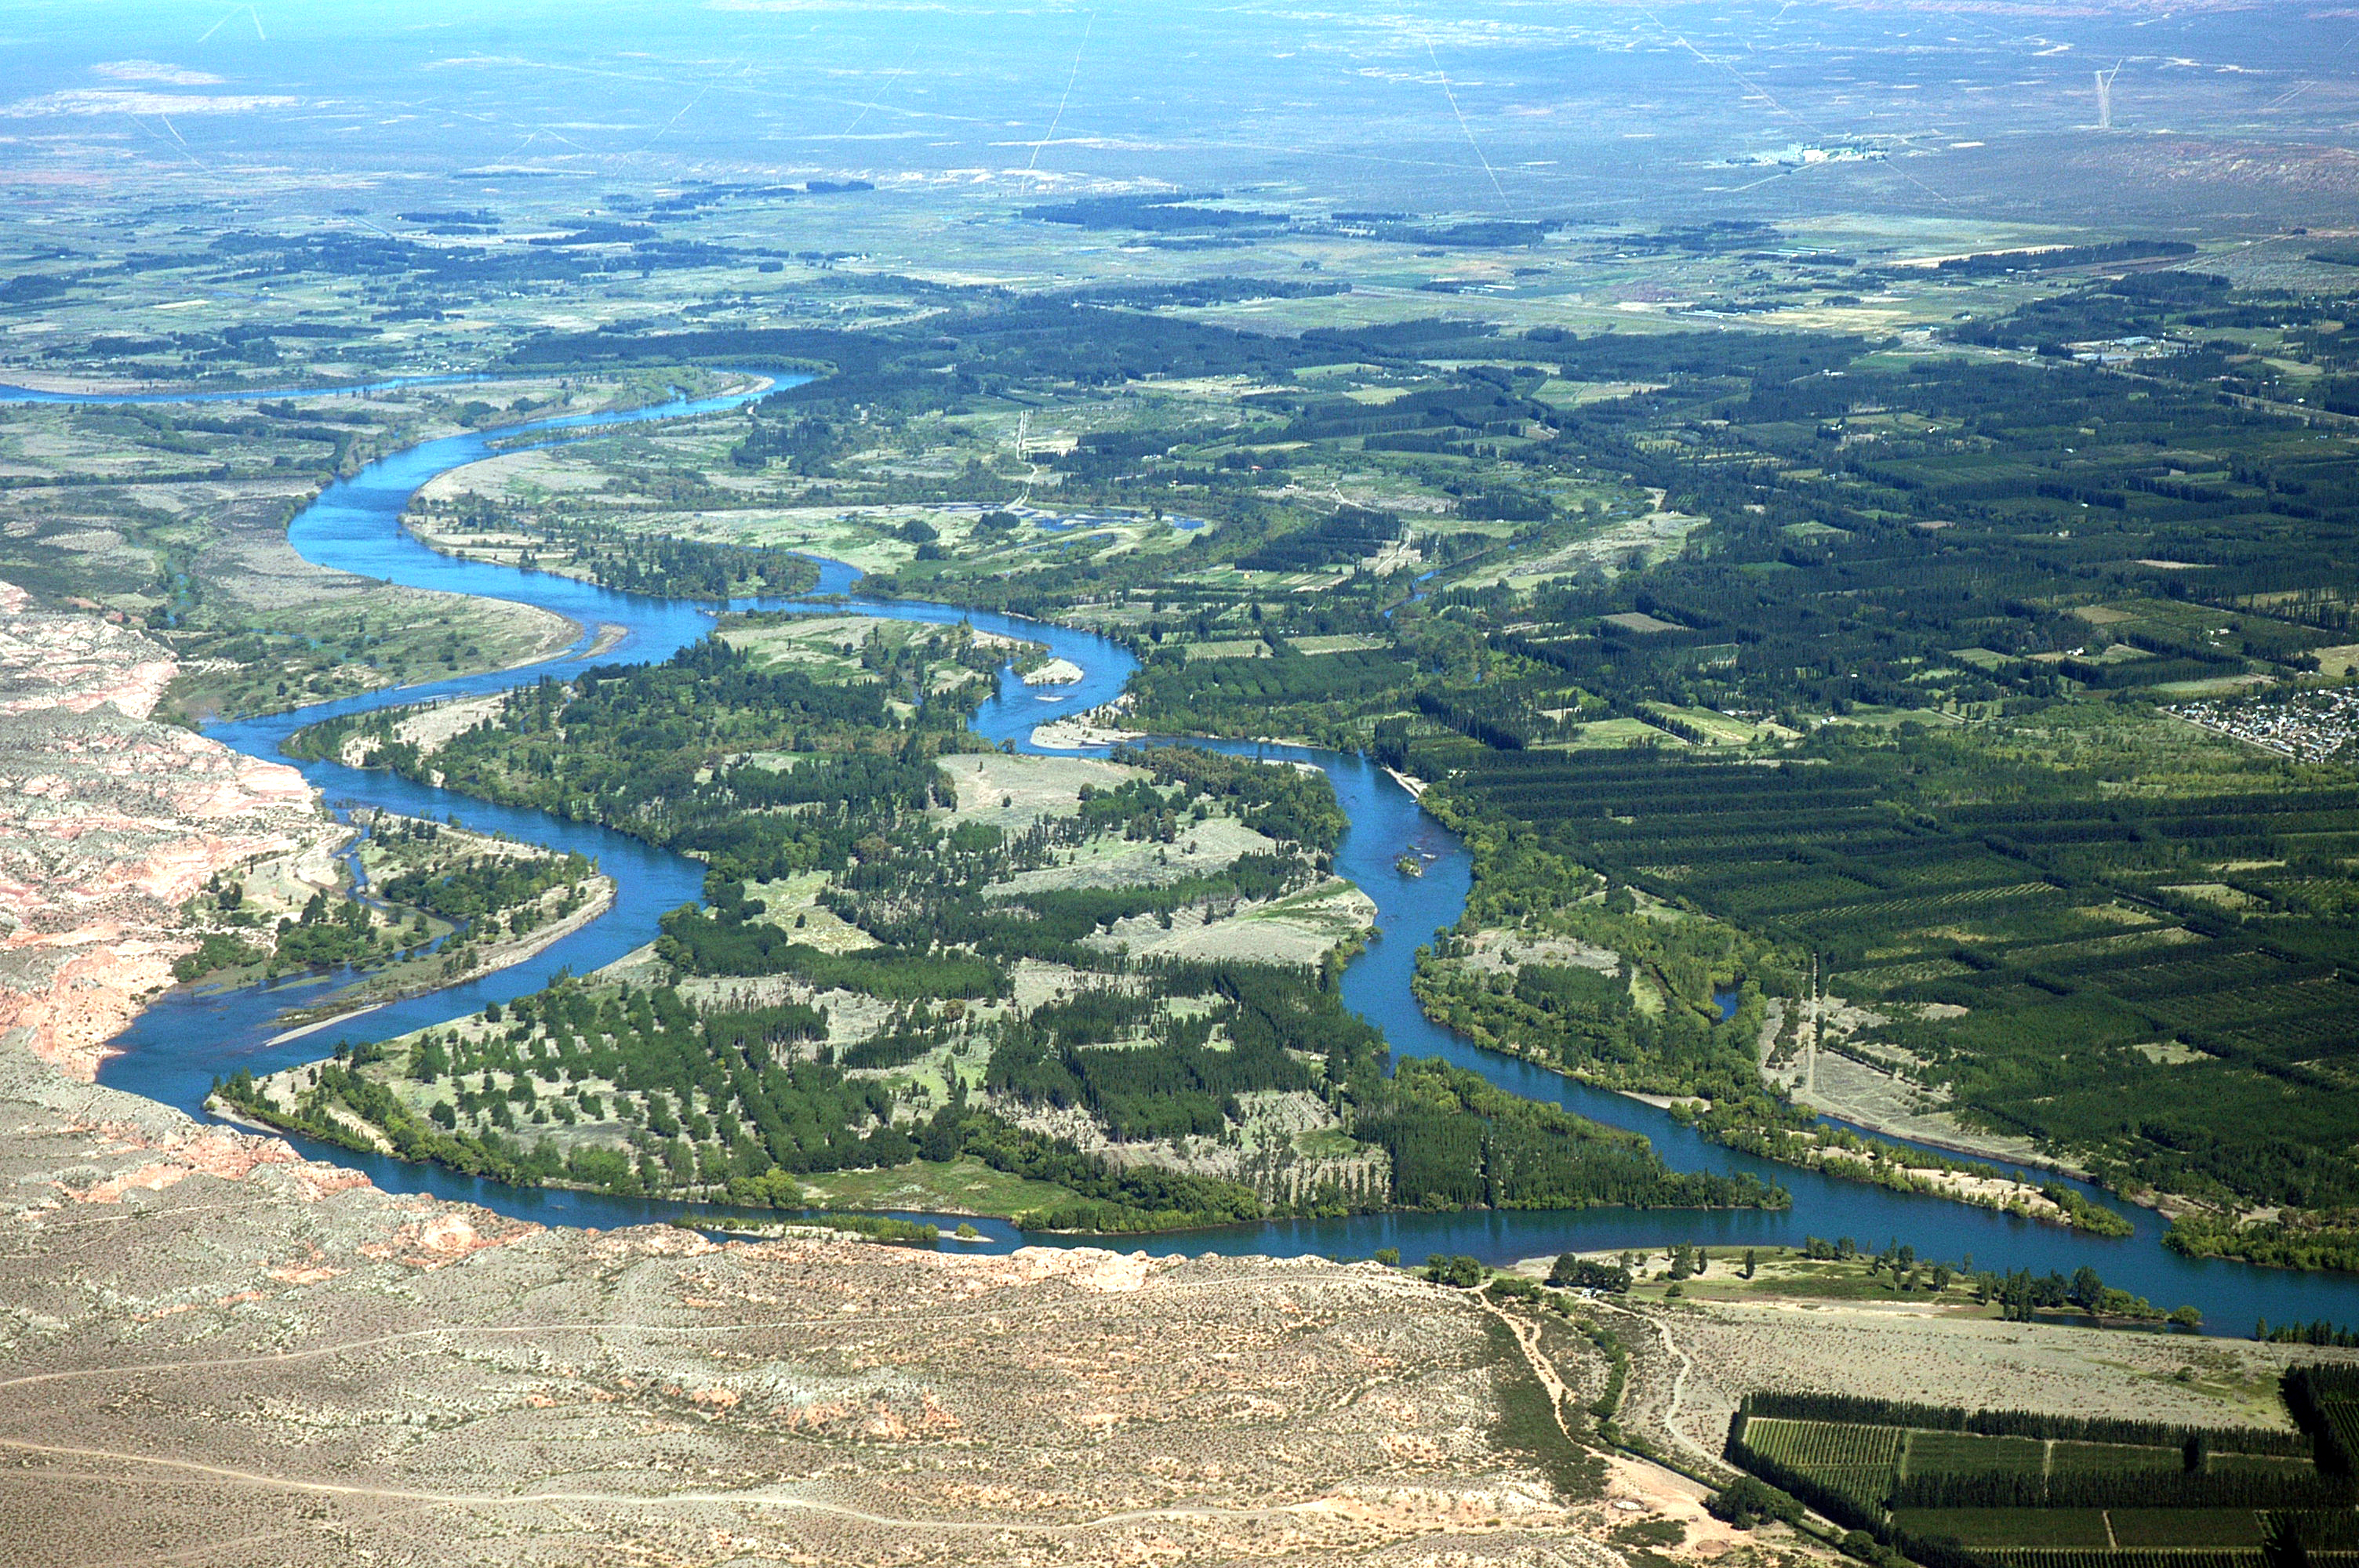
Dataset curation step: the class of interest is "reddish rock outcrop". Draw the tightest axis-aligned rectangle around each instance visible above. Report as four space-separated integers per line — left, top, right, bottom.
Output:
53 1116 375 1205
0 579 179 719
0 579 330 1078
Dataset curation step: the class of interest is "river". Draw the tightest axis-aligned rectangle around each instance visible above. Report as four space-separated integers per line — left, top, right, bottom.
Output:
15 372 2358 1334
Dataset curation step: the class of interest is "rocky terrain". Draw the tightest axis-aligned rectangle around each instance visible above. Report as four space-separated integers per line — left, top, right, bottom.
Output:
0 580 336 1079
0 588 1732 1568
0 1033 1677 1568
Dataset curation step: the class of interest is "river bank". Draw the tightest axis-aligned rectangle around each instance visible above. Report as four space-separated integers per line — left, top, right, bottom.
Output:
262 873 619 1036
54 371 2359 1338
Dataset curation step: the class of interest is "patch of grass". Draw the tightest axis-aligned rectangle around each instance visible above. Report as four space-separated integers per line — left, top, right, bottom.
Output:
1680 1254 1981 1310
1609 1517 1686 1549
2208 1452 2315 1476
1481 1316 1605 1501
1563 715 1690 750
2108 1507 2263 1547
2047 1440 2183 1475
791 1155 1085 1218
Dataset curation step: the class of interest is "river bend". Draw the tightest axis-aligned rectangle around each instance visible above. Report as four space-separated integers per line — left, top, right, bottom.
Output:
13 375 2356 1334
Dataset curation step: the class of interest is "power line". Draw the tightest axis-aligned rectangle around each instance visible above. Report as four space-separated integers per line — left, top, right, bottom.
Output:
841 49 917 140
1026 11 1095 177
1423 34 1508 209
198 5 264 43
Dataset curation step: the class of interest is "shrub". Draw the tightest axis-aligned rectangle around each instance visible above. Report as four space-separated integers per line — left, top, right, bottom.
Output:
1424 1253 1484 1287
1708 1475 1802 1529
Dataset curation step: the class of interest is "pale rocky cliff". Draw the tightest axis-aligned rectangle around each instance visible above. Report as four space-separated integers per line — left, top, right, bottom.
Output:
0 589 1646 1568
0 581 333 1078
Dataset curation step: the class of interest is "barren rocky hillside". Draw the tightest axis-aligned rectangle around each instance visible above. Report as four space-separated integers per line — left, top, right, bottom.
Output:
0 589 1676 1568
0 1014 1662 1567
0 580 336 1078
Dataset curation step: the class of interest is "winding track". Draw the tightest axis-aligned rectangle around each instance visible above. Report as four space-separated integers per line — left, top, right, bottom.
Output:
0 1267 1442 1397
0 1260 1605 1544
0 1438 1361 1530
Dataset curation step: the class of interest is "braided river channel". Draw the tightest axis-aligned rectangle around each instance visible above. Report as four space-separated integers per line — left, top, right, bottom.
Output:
31 373 2359 1334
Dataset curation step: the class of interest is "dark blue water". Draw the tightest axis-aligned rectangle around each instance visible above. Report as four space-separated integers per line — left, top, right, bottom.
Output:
52 373 2359 1334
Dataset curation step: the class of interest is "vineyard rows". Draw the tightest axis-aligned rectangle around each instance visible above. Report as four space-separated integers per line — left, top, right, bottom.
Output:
1744 1417 1904 1472
1971 1553 2261 1568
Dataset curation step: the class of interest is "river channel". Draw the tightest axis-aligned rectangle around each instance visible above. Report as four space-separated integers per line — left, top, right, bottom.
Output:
19 373 2359 1334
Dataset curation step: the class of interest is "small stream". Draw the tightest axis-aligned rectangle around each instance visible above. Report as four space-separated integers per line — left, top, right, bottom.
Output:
15 373 2359 1334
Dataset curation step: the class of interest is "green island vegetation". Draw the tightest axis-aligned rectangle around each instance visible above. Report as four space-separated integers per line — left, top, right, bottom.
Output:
32 179 2359 1263
405 491 821 599
172 813 603 1009
363 260 2359 1262
242 612 1783 1230
1723 1369 2358 1568
750 269 2359 1262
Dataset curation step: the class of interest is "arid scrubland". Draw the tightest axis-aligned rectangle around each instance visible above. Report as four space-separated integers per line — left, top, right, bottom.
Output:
0 1031 1701 1568
0 580 336 1080
0 584 1729 1567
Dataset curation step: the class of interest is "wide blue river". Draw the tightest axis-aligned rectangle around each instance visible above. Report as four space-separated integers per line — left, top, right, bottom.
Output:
20 372 2359 1334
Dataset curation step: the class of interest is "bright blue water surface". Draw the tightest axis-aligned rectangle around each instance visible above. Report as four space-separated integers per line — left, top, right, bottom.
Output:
0 375 503 407
42 375 2359 1334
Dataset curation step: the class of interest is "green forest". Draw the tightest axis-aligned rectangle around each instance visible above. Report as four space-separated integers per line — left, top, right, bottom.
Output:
762 268 2359 1264
226 259 2359 1258
261 614 1779 1229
